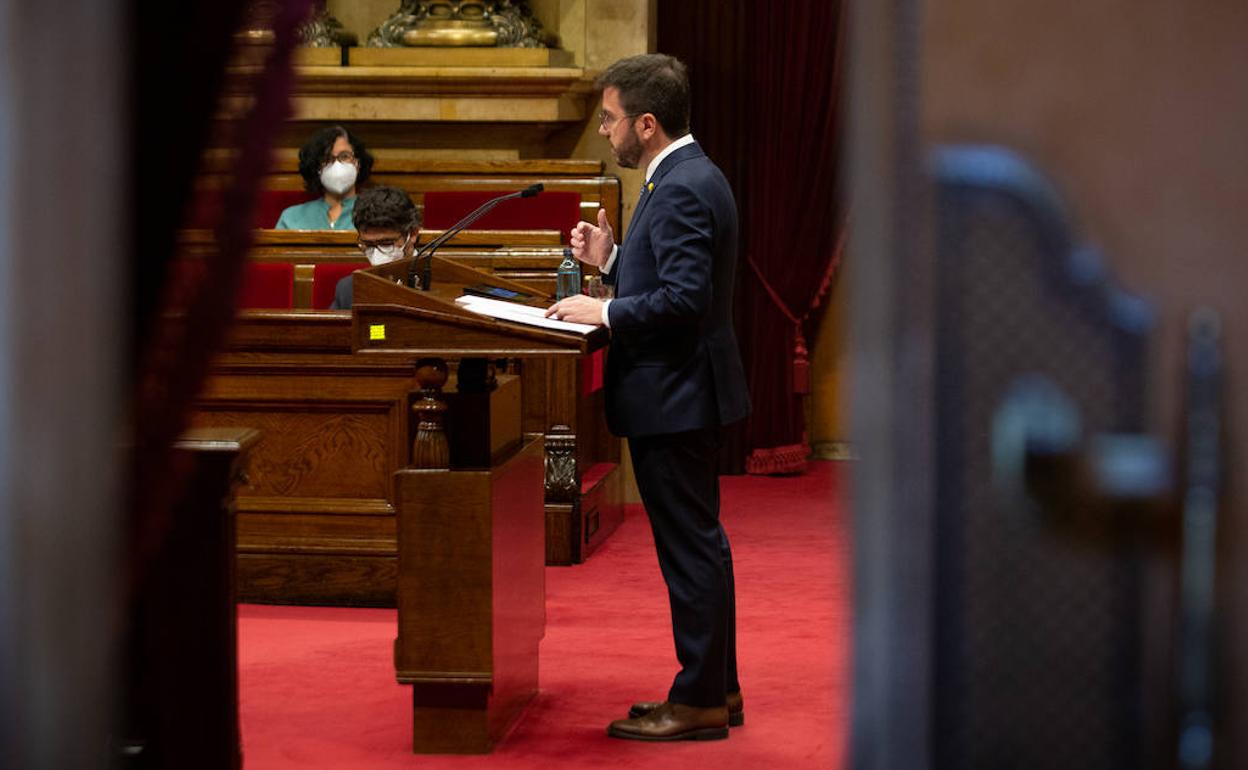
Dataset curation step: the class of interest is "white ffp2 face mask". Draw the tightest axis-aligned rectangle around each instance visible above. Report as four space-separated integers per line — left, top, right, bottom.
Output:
320 160 358 195
365 235 410 266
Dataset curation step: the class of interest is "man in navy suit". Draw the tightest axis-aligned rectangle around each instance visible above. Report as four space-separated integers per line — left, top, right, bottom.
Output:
546 53 750 742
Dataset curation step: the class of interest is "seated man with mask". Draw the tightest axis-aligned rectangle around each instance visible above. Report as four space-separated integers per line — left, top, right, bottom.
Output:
331 186 421 310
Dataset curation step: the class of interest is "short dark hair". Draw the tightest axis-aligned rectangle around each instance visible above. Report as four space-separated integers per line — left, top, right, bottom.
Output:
297 125 375 195
595 54 691 138
353 186 419 233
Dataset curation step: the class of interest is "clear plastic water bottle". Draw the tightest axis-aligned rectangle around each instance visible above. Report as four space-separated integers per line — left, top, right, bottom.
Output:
556 247 581 301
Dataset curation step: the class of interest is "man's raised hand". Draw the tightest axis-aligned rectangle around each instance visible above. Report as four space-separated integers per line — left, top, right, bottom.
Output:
569 208 614 268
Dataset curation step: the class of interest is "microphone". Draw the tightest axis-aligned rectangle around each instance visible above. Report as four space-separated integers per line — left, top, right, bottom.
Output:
407 183 544 289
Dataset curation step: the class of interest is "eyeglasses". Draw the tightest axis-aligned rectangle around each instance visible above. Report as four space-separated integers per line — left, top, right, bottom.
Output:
326 150 357 164
598 110 639 130
357 233 410 252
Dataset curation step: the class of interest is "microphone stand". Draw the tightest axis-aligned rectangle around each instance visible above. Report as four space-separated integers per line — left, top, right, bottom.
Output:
406 183 544 290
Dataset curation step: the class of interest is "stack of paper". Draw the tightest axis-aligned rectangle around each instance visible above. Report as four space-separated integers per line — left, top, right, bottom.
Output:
454 294 599 335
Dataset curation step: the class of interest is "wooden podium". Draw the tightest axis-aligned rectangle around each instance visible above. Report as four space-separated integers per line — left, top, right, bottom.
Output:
351 258 606 753
349 256 608 358
353 257 623 568
190 244 623 605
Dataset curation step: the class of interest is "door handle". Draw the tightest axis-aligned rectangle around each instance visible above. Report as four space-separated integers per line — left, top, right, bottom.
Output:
991 308 1225 770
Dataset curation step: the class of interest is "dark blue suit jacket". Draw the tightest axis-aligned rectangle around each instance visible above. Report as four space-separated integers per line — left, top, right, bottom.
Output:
329 274 353 310
604 141 750 438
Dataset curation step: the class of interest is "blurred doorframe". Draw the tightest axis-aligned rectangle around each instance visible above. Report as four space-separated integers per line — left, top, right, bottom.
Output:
846 1 937 768
0 2 127 768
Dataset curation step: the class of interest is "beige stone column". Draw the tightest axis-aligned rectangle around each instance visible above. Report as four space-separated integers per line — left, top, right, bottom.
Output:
564 0 654 233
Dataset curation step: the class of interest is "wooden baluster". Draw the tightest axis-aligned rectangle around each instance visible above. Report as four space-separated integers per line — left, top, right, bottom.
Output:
411 358 450 469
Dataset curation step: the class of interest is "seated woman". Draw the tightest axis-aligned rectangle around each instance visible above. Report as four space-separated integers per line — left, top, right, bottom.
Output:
275 125 374 230
331 186 421 310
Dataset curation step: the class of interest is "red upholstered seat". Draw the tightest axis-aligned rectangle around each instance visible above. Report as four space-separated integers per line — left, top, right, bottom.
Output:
186 189 314 230
257 190 316 229
580 348 605 396
312 262 369 309
422 190 582 240
239 262 294 309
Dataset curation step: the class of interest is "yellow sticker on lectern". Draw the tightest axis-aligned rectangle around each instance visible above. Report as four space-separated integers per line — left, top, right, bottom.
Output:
369 324 386 341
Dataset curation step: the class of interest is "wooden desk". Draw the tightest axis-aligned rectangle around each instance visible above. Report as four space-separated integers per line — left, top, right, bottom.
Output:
121 427 257 769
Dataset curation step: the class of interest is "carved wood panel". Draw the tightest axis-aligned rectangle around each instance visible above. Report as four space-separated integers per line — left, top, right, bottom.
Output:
190 406 398 501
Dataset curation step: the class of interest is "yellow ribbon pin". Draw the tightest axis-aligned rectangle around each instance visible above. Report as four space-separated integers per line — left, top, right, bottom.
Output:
647 181 655 192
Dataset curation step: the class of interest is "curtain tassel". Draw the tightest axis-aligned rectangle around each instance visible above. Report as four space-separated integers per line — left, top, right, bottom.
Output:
793 328 810 394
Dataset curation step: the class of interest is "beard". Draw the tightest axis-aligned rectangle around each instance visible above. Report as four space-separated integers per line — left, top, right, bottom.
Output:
612 127 643 169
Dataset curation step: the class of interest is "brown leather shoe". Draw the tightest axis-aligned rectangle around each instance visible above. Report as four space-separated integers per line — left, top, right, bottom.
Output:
607 701 730 741
629 691 744 727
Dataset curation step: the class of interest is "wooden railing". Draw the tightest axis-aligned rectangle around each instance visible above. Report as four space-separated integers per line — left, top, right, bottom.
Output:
175 228 578 306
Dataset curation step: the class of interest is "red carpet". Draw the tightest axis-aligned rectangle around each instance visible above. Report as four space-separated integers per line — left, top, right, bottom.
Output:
238 461 849 768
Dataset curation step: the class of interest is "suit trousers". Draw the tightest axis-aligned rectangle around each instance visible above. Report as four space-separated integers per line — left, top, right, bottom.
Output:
628 426 740 707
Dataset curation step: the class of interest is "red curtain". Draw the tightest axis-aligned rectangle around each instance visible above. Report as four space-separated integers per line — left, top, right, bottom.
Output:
660 1 846 474
130 0 312 590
